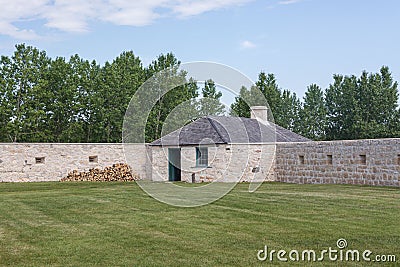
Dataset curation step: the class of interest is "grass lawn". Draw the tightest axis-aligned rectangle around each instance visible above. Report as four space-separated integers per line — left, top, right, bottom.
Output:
0 182 399 266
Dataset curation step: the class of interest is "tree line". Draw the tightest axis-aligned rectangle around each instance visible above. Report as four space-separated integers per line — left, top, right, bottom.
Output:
231 67 400 140
0 44 224 143
0 44 399 143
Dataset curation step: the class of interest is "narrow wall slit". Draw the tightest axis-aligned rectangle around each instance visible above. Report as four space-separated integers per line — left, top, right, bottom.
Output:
298 155 305 165
35 157 45 164
359 154 366 165
327 155 333 165
89 156 98 163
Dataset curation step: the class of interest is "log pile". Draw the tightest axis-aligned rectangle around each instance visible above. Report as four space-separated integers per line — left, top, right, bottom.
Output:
61 163 140 182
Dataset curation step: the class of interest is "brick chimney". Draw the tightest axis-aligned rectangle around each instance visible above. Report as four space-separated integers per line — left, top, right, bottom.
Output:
250 106 268 125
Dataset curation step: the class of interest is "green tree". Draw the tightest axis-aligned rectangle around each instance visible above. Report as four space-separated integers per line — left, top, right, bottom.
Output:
230 72 279 122
230 86 251 117
0 55 12 142
325 67 399 140
145 53 198 142
43 55 101 142
356 67 399 138
94 51 144 142
45 56 77 142
279 90 301 132
67 55 101 142
325 74 360 140
198 79 225 117
0 44 51 142
160 78 200 136
256 72 282 124
299 84 327 140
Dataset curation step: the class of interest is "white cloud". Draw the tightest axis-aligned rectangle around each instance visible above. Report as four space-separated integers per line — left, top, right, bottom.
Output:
240 40 256 49
0 0 254 40
172 0 252 17
0 21 39 40
0 0 46 39
103 1 166 26
42 0 102 32
278 0 302 5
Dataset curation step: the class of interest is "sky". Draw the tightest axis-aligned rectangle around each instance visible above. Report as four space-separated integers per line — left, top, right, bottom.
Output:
0 0 399 103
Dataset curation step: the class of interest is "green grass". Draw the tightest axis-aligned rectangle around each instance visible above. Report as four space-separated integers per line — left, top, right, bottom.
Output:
0 182 399 266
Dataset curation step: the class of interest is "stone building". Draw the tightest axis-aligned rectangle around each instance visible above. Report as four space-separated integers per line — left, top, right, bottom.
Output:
149 106 309 183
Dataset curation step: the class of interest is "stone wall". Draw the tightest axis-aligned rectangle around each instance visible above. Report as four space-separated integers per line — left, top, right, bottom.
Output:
0 143 149 182
275 139 400 186
1 139 399 186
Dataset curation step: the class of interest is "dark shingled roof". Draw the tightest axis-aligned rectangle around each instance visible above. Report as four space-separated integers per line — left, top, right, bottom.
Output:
150 116 310 146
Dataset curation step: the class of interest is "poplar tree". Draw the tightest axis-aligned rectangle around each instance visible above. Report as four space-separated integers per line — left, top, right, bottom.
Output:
94 51 144 142
0 44 51 142
299 84 327 140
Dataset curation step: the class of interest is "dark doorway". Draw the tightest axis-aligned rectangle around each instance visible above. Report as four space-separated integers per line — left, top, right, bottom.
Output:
168 148 181 181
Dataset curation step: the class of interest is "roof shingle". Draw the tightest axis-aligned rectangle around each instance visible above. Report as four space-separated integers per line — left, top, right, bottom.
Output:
150 116 310 146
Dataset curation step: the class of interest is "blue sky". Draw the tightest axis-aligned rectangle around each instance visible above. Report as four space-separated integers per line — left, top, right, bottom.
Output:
0 0 399 103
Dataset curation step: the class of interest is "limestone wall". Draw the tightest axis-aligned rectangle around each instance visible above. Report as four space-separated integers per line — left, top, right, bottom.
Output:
1 139 399 186
275 139 400 186
0 143 149 182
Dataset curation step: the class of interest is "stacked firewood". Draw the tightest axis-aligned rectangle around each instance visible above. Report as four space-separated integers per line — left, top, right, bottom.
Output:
61 163 140 182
